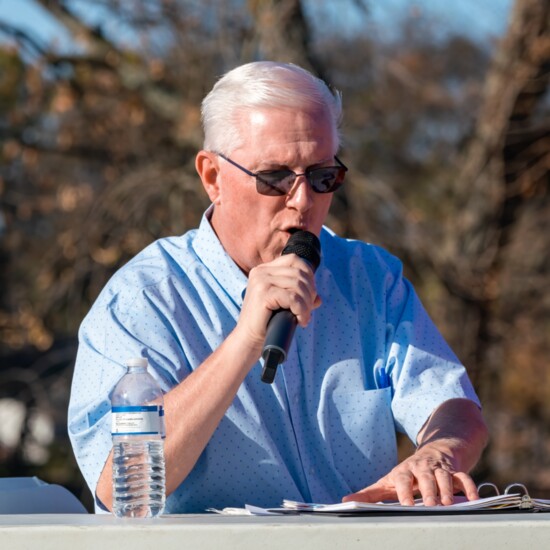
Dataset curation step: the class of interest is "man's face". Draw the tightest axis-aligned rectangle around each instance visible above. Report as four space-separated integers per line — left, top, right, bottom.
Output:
208 106 337 274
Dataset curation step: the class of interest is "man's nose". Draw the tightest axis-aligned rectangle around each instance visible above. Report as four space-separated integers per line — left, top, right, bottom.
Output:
286 175 314 211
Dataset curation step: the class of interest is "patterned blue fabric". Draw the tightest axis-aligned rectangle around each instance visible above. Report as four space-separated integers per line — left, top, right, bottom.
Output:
68 207 479 513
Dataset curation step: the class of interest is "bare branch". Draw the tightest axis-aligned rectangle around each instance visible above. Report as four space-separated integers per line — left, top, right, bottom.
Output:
0 21 48 57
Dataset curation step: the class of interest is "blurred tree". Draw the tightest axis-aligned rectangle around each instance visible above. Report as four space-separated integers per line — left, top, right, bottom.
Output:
442 0 550 492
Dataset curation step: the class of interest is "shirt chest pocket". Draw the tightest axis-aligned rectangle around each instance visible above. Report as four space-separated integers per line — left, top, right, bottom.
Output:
327 388 398 492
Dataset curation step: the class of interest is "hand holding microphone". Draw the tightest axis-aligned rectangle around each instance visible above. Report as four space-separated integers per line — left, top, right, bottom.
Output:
261 230 321 384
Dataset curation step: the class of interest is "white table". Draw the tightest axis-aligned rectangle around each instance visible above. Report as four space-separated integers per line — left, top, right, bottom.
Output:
1 512 550 550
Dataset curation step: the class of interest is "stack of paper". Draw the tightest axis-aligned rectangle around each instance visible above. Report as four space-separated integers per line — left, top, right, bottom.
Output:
280 494 524 513
209 492 550 516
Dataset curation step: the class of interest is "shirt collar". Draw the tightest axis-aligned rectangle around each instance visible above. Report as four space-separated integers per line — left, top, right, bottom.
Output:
192 205 248 308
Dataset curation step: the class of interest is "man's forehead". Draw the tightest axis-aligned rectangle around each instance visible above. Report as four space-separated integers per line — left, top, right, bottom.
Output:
240 105 330 123
232 106 336 162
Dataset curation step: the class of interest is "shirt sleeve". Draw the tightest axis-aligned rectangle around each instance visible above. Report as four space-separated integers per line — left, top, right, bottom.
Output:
67 304 129 510
380 253 481 443
67 284 189 508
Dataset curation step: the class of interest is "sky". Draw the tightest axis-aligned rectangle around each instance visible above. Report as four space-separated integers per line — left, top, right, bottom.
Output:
0 0 83 52
0 0 514 54
369 0 513 41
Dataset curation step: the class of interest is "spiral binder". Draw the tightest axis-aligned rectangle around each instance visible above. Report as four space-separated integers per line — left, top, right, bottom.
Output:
477 482 550 511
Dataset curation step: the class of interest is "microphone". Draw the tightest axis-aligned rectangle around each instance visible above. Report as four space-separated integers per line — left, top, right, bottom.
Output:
261 230 321 384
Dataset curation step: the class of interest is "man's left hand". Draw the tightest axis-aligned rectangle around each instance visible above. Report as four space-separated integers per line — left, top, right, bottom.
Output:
342 398 488 506
342 441 479 506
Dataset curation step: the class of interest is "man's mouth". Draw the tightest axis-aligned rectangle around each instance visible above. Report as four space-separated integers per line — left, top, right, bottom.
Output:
285 225 307 235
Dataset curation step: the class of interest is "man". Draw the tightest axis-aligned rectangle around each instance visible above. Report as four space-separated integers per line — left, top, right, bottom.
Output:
68 61 488 513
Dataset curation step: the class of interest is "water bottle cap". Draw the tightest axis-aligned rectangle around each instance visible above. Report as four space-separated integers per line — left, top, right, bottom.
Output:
126 357 148 368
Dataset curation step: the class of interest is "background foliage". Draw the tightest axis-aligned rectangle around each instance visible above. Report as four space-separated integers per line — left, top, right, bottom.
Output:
0 0 548 511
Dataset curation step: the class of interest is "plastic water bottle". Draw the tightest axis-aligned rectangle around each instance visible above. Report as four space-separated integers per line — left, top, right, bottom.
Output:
111 357 166 518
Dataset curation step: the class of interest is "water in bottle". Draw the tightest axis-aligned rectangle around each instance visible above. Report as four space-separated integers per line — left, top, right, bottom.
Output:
111 357 166 518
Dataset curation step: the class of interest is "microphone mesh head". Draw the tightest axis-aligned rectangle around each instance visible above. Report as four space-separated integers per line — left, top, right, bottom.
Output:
282 230 321 271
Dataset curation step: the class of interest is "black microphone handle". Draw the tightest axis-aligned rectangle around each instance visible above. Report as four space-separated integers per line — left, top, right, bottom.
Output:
261 310 297 384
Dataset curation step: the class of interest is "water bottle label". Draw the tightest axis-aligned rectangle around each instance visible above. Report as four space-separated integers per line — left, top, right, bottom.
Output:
111 405 162 436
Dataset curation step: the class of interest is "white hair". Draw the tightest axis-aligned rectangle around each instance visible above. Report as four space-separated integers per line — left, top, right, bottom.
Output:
201 61 342 155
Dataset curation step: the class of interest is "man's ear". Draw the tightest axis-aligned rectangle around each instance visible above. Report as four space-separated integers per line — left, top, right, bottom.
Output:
195 150 221 204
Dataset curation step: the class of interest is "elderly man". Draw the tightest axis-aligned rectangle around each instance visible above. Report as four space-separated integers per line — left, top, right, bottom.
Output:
69 61 488 513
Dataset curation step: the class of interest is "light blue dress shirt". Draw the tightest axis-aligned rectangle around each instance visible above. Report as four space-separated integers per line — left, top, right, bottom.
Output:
68 208 480 513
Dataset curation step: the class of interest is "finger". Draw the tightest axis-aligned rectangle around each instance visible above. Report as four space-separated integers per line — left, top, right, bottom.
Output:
342 488 377 503
254 267 315 294
342 481 396 503
416 470 440 506
284 253 317 275
392 470 416 506
248 269 316 311
453 472 479 501
240 284 310 343
272 253 317 276
312 293 322 310
288 291 314 326
254 266 318 306
434 468 454 506
261 287 310 321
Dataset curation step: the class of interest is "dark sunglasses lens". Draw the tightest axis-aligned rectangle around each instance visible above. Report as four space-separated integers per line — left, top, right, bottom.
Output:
255 166 345 195
255 171 295 196
309 167 345 193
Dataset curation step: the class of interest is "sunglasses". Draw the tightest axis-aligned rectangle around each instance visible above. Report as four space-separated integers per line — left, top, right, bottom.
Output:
217 153 347 196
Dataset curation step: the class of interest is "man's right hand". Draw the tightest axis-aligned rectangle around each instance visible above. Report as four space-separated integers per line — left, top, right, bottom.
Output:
235 253 322 357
